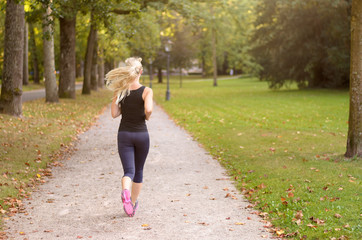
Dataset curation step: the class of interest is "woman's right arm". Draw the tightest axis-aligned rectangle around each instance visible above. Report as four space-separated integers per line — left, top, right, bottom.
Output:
111 92 121 118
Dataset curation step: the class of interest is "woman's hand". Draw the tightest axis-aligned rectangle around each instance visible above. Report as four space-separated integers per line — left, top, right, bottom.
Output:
111 92 121 118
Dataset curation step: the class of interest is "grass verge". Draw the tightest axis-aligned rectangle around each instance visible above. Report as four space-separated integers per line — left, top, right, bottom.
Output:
152 76 361 239
0 89 112 228
22 82 45 92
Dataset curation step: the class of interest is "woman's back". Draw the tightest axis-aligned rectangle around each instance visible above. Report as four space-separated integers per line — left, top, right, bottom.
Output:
119 86 147 132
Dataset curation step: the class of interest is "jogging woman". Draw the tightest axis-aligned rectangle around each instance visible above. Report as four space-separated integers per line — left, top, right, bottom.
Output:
105 57 153 217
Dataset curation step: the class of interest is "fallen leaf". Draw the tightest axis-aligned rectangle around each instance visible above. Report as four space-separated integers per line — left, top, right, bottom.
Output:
334 213 342 218
235 222 245 225
19 232 26 235
295 210 303 219
307 223 317 228
198 222 209 226
141 224 149 227
288 192 294 198
276 229 284 236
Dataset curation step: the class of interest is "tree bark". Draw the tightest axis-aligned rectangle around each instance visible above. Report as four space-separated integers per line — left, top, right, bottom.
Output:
98 47 104 88
345 0 362 158
82 12 97 95
43 2 58 103
157 67 163 83
212 26 218 87
91 33 98 91
0 0 24 116
59 16 76 99
29 22 40 84
201 54 206 78
23 21 29 86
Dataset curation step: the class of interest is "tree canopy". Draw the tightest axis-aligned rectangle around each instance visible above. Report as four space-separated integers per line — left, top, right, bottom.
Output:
0 0 353 89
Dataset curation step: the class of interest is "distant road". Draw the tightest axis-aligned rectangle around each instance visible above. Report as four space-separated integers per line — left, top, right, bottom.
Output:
22 83 83 103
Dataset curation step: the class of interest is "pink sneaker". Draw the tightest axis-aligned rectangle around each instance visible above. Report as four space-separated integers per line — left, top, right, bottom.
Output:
133 200 139 215
121 190 134 217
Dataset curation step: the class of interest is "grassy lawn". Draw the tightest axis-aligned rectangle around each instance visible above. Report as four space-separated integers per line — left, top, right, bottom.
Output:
152 75 361 239
0 89 112 227
22 82 45 92
21 77 83 92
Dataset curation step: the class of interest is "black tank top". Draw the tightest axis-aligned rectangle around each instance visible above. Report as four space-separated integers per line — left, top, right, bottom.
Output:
118 86 147 132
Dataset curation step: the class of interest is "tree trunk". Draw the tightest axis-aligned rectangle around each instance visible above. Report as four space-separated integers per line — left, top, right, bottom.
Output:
201 54 206 78
90 32 98 91
212 26 218 87
29 22 40 84
345 0 362 158
82 12 97 95
59 16 76 99
179 67 182 88
76 59 83 78
157 67 163 83
0 0 24 116
98 47 104 88
43 3 58 103
23 21 29 86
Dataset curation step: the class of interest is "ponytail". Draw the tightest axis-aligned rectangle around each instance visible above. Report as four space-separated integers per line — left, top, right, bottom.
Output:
105 57 143 104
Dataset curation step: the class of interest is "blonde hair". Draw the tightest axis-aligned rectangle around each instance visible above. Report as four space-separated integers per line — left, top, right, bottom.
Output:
105 57 143 104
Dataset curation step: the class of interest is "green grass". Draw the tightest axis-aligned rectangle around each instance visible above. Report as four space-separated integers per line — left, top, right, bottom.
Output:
22 82 45 92
0 89 112 227
152 75 361 239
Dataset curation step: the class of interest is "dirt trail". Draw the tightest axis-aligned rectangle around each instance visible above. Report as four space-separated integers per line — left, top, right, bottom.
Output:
5 104 272 239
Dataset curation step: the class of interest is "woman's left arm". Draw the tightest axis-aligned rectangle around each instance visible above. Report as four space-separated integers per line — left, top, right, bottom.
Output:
111 92 121 118
143 88 153 120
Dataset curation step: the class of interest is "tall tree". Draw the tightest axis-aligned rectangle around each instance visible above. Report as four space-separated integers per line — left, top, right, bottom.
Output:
97 47 104 88
29 22 40 84
345 0 362 158
0 0 24 116
58 1 77 98
82 11 97 95
251 0 350 89
23 21 29 86
90 33 98 91
42 1 58 103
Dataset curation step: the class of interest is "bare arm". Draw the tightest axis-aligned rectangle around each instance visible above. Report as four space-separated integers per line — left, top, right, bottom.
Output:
143 88 153 120
111 92 121 118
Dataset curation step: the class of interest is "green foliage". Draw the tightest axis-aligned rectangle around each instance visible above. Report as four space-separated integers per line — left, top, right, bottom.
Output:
152 76 360 239
251 0 351 89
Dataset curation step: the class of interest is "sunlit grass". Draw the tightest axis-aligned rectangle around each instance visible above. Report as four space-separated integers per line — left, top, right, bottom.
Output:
152 76 361 239
0 89 112 227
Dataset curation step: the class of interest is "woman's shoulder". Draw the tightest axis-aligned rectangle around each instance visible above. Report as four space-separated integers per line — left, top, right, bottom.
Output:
142 86 153 99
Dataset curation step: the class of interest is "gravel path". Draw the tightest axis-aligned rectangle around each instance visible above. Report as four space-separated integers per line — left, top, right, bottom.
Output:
5 104 272 240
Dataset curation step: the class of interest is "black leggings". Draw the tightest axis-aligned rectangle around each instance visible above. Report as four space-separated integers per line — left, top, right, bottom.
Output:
117 131 150 183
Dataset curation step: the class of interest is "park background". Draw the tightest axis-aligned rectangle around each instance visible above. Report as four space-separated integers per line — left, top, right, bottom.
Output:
0 0 361 239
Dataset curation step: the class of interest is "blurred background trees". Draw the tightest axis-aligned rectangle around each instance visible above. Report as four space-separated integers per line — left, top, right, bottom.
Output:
252 0 351 89
0 0 352 91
